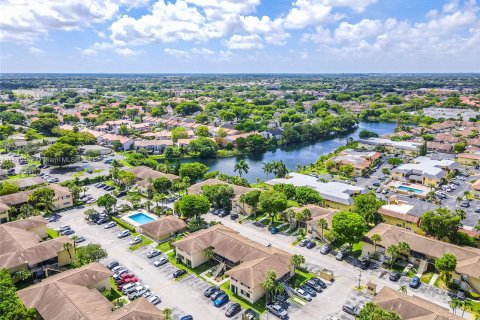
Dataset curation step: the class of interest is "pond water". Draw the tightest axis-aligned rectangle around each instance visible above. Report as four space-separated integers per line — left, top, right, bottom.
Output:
180 121 397 182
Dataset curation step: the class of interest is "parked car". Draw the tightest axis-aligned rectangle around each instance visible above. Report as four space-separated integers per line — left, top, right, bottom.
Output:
294 288 312 301
336 250 348 261
74 236 86 244
173 269 187 278
225 302 241 317
299 239 308 247
147 249 161 258
359 258 371 270
180 316 193 320
148 295 161 305
210 290 225 301
266 302 288 319
57 225 71 232
106 261 119 270
60 229 75 236
104 221 116 229
389 271 401 282
305 279 323 292
305 241 316 249
342 304 359 316
230 213 239 220
117 230 130 238
204 285 219 297
129 237 142 245
461 201 470 208
307 278 326 290
270 227 279 234
96 218 109 225
320 244 331 255
218 210 229 218
214 293 229 307
409 276 421 288
301 284 317 297
153 257 168 267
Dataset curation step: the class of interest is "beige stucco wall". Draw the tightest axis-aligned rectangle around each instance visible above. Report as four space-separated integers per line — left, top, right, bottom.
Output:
30 224 48 239
175 248 208 268
230 278 266 304
54 195 73 210
57 248 74 266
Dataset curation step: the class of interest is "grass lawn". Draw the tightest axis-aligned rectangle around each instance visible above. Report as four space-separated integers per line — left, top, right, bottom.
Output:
129 235 153 251
286 200 299 208
47 228 59 239
165 251 212 277
156 241 172 252
119 159 132 167
220 280 266 314
8 173 34 180
351 242 363 258
420 272 434 284
433 276 448 290
289 268 316 287
103 278 123 301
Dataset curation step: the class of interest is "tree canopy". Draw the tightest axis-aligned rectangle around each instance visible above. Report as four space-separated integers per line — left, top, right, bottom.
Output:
0 269 36 319
332 211 367 247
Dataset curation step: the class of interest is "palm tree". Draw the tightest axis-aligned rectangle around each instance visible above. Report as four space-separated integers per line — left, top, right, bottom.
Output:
145 200 153 213
71 235 78 250
397 241 411 260
262 270 277 304
273 160 288 178
398 285 407 294
450 297 461 314
387 245 400 265
234 159 249 177
204 247 214 260
317 218 328 240
371 233 382 253
63 242 73 260
460 299 472 317
263 162 275 180
285 209 296 229
290 254 305 271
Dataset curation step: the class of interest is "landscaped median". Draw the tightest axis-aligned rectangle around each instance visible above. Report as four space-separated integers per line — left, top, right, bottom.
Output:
47 228 59 238
111 216 136 233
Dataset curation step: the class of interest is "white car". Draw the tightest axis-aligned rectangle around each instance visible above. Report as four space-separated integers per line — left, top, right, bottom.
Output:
129 237 142 245
294 288 312 301
117 230 130 238
104 221 116 229
153 257 168 267
148 295 161 305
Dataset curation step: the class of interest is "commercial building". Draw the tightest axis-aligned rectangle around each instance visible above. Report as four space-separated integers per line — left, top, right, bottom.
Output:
173 225 293 303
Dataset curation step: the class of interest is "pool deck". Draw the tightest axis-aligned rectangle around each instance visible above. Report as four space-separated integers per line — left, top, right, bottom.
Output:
122 211 158 228
385 180 430 198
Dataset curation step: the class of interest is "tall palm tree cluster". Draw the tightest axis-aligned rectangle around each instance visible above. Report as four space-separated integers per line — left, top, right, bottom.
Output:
263 160 288 179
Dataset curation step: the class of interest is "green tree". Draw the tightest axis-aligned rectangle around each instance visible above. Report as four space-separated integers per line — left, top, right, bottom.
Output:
153 176 173 194
453 142 466 153
273 183 296 199
234 159 249 177
163 308 173 320
178 162 209 182
189 137 218 158
262 162 275 180
0 159 15 170
41 143 79 167
420 208 463 242
290 254 305 271
195 125 209 137
0 181 20 196
339 163 354 177
273 160 288 178
387 245 400 264
262 270 277 303
176 194 210 220
72 243 108 268
239 190 261 218
353 193 385 225
295 186 323 205
332 211 367 248
171 127 188 142
201 184 234 210
387 157 403 167
97 194 117 215
317 218 328 240
371 233 382 253
357 302 401 320
435 253 457 283
259 190 287 225
359 130 379 139
30 117 59 135
0 269 36 319
419 142 427 156
28 187 55 216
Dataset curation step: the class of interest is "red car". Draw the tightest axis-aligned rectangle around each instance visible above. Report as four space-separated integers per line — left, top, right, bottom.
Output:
121 273 135 279
116 277 138 288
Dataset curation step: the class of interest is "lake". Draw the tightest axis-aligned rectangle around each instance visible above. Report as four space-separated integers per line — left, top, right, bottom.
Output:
181 121 397 182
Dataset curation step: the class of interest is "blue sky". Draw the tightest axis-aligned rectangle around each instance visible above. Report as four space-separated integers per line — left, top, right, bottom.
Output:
1 0 479 73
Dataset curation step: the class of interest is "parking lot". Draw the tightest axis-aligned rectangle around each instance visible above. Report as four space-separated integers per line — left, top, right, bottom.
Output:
48 208 248 320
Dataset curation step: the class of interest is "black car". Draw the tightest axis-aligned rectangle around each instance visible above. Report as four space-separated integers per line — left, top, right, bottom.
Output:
305 241 316 249
359 258 371 270
117 191 127 197
343 304 359 316
372 182 381 187
305 279 322 292
204 285 219 297
106 261 119 269
225 303 241 317
310 277 327 289
218 210 229 218
389 271 401 282
300 284 317 297
96 218 109 225
230 213 239 220
173 269 187 278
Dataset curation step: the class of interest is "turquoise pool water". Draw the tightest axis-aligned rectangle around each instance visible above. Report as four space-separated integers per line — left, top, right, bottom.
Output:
398 185 424 194
128 213 155 224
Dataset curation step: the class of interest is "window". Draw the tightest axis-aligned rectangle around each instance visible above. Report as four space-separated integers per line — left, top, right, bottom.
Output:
240 289 250 298
186 259 192 267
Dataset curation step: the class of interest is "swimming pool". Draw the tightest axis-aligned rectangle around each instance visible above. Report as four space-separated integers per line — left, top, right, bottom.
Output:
128 212 155 225
398 185 424 194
